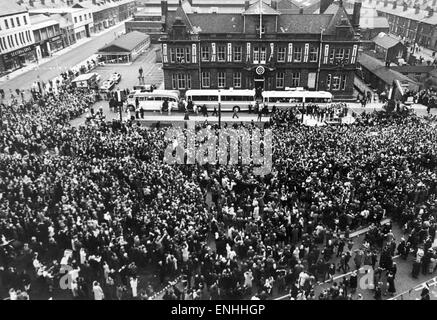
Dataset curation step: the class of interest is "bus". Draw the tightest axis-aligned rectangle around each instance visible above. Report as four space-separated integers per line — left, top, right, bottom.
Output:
185 89 256 112
262 90 333 109
126 90 180 111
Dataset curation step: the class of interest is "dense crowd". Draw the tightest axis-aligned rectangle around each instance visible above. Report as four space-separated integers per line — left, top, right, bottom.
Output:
0 88 437 301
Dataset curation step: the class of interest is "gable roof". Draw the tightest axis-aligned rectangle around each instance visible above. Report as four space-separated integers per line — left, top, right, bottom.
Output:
373 32 402 49
98 31 149 52
323 2 354 14
0 0 27 17
391 65 436 74
243 0 281 14
325 3 353 34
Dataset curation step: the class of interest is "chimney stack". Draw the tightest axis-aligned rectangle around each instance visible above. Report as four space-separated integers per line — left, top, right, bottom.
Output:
320 0 334 13
299 6 304 13
271 0 278 10
393 1 397 9
161 0 168 25
352 0 362 27
29 0 34 6
415 4 420 13
428 7 434 16
244 0 250 10
384 0 388 6
433 0 437 7
41 0 46 5
403 2 408 10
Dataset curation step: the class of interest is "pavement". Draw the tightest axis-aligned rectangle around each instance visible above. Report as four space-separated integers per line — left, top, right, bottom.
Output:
0 21 126 100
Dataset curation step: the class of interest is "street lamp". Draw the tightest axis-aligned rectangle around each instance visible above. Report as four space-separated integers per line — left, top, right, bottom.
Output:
316 27 325 91
218 89 222 128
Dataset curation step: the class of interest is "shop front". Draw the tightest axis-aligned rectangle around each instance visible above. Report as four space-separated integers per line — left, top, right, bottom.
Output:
1 45 36 73
50 35 64 53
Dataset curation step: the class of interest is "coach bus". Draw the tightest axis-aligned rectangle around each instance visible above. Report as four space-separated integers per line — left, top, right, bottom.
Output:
262 90 333 109
126 90 180 111
185 89 256 112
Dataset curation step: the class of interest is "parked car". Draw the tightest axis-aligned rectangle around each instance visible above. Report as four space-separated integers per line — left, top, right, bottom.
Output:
110 72 121 84
100 79 115 92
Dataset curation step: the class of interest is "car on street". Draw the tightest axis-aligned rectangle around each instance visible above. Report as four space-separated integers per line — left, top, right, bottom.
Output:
100 79 115 92
109 72 121 84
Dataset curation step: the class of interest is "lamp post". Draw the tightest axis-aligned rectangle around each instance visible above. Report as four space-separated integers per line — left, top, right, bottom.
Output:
218 89 222 128
316 27 325 91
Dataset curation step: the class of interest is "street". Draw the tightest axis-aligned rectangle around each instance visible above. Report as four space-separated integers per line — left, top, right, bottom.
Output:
0 23 126 95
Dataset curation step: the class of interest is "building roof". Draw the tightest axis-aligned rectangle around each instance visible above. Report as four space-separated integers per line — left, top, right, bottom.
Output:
391 65 436 74
376 3 437 25
323 2 354 14
164 0 356 35
358 52 418 85
373 32 402 49
360 16 389 29
30 14 59 30
278 14 334 33
188 14 244 33
0 0 27 17
98 31 149 52
243 0 281 14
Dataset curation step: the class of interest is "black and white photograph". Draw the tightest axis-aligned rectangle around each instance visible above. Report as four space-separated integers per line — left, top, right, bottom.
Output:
0 0 437 310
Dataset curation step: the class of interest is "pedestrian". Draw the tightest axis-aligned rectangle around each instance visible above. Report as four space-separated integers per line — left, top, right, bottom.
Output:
257 108 262 122
232 107 239 119
93 281 104 300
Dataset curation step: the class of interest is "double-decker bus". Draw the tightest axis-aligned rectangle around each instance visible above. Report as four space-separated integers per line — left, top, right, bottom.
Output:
185 89 256 112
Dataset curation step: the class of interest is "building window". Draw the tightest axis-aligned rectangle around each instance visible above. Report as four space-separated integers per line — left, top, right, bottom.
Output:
201 72 210 88
293 47 302 62
177 74 186 89
176 48 185 63
187 74 192 89
10 18 15 28
170 48 175 63
201 46 210 61
341 74 347 90
309 47 318 62
16 17 20 27
26 31 31 42
23 16 27 25
326 74 331 90
217 72 226 88
172 74 177 89
233 46 242 62
255 25 266 34
344 49 350 63
276 72 284 88
80 16 83 22
217 46 226 62
74 17 78 24
291 72 300 87
335 48 345 61
185 47 191 63
332 75 341 90
253 47 259 64
233 72 241 88
260 47 267 64
5 19 9 29
277 47 286 62
329 49 335 63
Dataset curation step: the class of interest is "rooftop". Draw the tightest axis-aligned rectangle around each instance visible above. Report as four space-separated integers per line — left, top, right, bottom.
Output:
358 52 419 85
373 32 403 49
29 14 60 29
98 31 150 52
0 0 27 17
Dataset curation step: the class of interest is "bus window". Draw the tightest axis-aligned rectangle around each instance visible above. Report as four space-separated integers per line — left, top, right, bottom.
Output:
154 97 163 101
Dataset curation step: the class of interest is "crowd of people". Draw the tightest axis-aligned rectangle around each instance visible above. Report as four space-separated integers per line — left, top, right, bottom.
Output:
0 84 437 301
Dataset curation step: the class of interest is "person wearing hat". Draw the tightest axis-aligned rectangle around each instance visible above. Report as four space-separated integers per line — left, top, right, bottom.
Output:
93 281 104 300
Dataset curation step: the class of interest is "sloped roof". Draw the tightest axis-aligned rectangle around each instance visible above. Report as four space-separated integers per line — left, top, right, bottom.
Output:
98 31 149 52
188 14 244 33
30 14 59 29
325 3 353 34
358 52 418 85
243 0 281 14
277 0 300 10
360 16 389 29
391 65 436 73
323 2 354 14
375 3 437 25
278 14 333 33
373 32 402 49
0 0 27 17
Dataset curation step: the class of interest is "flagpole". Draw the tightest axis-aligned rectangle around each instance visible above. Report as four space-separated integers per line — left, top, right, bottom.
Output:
259 0 262 39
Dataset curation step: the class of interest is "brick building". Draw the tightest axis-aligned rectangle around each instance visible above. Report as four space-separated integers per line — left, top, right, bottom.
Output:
159 0 361 100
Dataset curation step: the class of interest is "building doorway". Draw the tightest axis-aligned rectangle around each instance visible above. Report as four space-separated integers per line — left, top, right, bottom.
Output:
254 78 264 100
